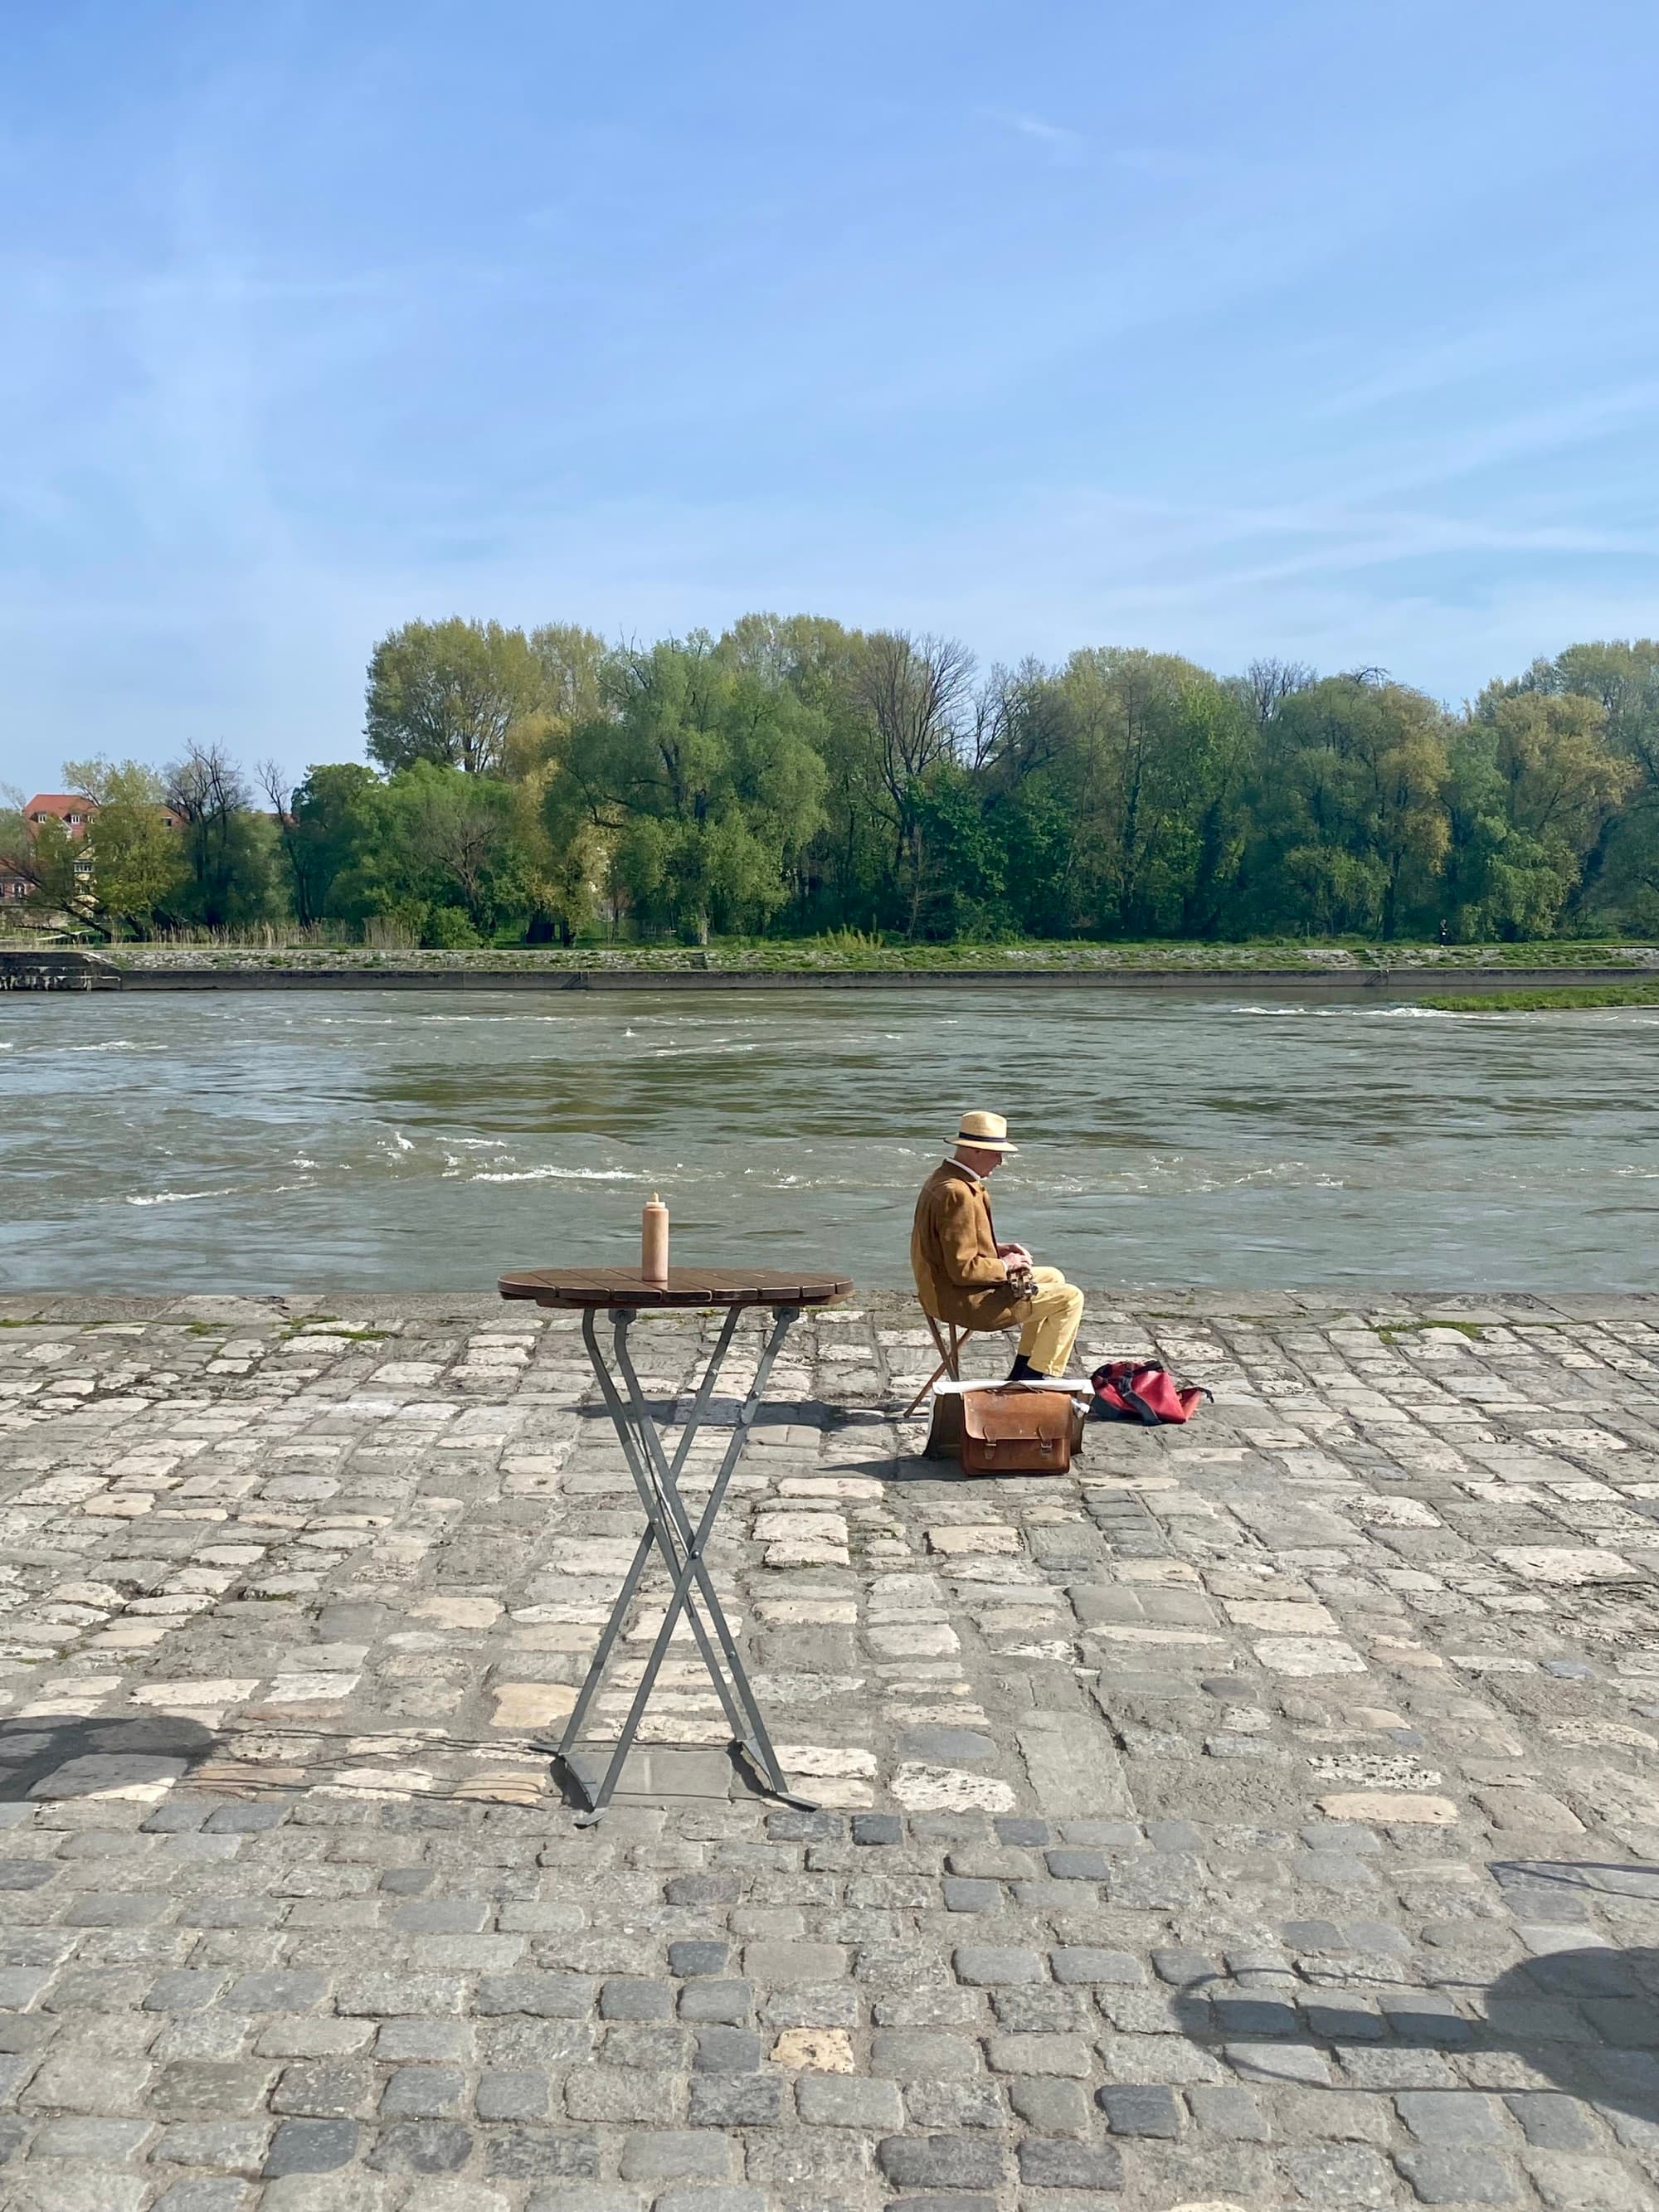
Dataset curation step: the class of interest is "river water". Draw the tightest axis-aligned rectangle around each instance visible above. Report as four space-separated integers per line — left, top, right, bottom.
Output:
3 986 1656 1293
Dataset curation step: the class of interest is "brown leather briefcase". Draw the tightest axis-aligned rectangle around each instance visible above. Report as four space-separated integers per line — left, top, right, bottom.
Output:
959 1387 1079 1474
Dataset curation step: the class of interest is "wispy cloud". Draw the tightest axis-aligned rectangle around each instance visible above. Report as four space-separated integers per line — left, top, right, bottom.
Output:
3 2 1657 797
1316 326 1520 420
1326 380 1659 509
982 109 1086 166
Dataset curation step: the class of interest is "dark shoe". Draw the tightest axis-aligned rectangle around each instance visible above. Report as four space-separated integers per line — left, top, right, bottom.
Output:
1008 1354 1048 1383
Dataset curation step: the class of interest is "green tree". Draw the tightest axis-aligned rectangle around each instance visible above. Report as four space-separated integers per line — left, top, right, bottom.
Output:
1248 677 1451 937
722 611 860 697
365 618 549 777
719 613 872 929
61 758 186 937
22 815 80 917
380 763 526 938
1488 689 1636 857
527 625 611 758
520 814 603 944
266 763 525 941
0 785 24 863
1530 640 1659 780
912 765 1011 938
1548 642 1659 928
494 625 615 934
1492 640 1659 923
849 631 975 933
995 779 1087 939
196 612 1659 953
1445 689 1636 937
551 636 827 941
272 762 386 926
163 743 277 930
1169 677 1256 936
1049 649 1253 936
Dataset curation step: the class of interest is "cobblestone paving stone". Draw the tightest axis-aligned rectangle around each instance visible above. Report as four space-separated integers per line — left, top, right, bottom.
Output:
3 1286 1659 2209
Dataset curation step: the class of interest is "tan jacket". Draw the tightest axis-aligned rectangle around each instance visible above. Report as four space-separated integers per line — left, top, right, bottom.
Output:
910 1159 1034 1331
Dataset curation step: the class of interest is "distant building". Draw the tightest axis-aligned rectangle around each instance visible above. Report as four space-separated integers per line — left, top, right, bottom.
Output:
17 790 182 902
23 794 98 838
19 798 95 891
23 792 186 834
0 858 37 906
0 857 57 927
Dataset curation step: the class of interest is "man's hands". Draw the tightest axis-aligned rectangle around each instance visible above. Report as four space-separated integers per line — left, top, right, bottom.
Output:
998 1241 1036 1298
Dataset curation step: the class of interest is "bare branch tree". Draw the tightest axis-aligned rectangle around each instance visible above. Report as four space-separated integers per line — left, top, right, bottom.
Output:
166 741 249 826
258 760 315 927
854 631 975 848
1243 657 1316 729
163 742 255 927
968 665 1014 776
848 631 976 936
971 659 1070 780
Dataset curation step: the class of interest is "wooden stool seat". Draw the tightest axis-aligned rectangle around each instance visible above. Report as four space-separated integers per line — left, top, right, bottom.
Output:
904 1310 1015 1417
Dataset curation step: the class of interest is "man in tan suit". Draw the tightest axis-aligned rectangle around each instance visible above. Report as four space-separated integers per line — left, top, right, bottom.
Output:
910 1109 1086 1380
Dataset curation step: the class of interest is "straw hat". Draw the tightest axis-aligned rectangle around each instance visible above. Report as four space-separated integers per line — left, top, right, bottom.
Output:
951 1110 1019 1155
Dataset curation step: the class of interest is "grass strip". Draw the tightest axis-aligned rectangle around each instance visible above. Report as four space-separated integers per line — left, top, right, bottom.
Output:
1422 982 1659 1013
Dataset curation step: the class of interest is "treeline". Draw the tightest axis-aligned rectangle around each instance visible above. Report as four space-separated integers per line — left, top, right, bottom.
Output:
10 615 1659 944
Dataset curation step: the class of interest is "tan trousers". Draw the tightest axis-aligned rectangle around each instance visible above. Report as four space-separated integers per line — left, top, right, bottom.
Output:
1018 1266 1085 1376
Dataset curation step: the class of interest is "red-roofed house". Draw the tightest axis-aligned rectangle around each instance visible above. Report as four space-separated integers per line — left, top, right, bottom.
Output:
25 792 185 837
8 790 185 925
18 794 100 897
23 794 98 838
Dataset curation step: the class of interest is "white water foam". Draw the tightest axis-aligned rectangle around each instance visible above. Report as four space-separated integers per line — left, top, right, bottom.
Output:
63 1038 167 1053
124 1189 236 1207
1219 1001 1452 1019
468 1165 640 1184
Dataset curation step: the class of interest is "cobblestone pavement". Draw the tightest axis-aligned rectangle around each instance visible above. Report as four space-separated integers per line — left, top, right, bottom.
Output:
5 1288 1659 2212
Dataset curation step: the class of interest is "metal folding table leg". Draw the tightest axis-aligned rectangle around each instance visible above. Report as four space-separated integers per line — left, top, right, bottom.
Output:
538 1307 744 1768
551 1306 746 1817
611 1310 814 1810
550 1303 815 1824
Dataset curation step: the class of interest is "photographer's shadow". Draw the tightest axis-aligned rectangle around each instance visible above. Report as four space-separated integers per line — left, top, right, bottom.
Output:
0 1711 216 1806
1161 1864 1659 2132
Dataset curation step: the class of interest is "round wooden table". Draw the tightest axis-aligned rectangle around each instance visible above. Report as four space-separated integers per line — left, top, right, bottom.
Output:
499 1263 852 1821
500 1266 853 1310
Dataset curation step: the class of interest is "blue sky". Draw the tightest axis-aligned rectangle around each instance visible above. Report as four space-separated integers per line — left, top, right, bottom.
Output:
2 0 1657 795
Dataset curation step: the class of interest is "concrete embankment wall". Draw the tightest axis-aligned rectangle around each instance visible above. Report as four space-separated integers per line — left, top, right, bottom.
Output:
0 950 121 990
5 949 1657 998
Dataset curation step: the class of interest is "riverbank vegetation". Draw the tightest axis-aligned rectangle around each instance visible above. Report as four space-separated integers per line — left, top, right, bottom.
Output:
1420 980 1659 1012
7 618 1658 949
